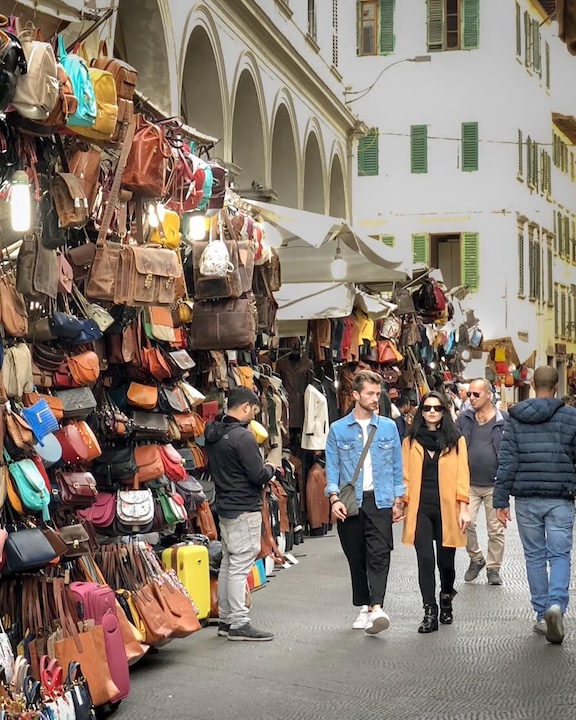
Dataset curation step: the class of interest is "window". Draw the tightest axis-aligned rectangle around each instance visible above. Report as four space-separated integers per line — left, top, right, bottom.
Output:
558 212 564 256
462 232 479 292
518 225 525 296
547 244 553 305
528 226 540 301
518 129 523 178
516 2 521 57
427 0 479 52
545 41 550 89
553 130 569 174
524 11 532 68
358 131 379 176
461 122 478 172
332 0 339 66
357 1 395 56
411 125 428 174
526 137 538 188
554 286 559 337
532 19 541 75
561 291 567 337
541 150 552 196
307 0 317 40
412 234 430 265
380 235 395 247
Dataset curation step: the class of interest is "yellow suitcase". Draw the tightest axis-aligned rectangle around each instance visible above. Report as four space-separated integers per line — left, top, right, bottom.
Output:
162 544 211 620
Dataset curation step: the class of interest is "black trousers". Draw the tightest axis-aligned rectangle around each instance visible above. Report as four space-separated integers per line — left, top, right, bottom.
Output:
337 492 393 607
414 504 456 606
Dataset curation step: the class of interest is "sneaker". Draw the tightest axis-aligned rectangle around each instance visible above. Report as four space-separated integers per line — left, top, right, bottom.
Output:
228 623 274 642
533 619 547 635
352 605 371 630
365 609 390 635
544 605 564 645
487 569 503 586
217 622 230 636
464 558 486 582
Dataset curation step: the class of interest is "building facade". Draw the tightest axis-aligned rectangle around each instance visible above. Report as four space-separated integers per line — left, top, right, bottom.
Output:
341 0 576 391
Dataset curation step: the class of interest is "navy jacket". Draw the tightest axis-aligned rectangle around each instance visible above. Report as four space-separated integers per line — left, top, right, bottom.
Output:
494 398 576 508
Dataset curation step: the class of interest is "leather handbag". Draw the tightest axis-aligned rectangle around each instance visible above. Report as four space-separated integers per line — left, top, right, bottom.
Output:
5 408 34 449
3 344 34 398
67 242 97 282
92 447 137 487
21 398 59 444
127 382 158 411
57 253 74 295
377 339 404 365
32 343 67 372
85 239 122 303
70 319 103 345
122 116 173 197
0 275 28 337
5 452 51 520
23 391 64 421
195 501 217 540
73 420 102 461
67 351 100 386
114 244 182 307
190 297 257 350
91 43 137 101
65 661 94 720
158 386 189 415
133 445 164 484
4 527 57 573
77 492 116 528
152 574 200 638
51 172 89 228
54 387 97 418
116 488 154 527
173 412 206 440
131 411 169 440
68 146 102 213
55 424 91 463
337 425 377 519
50 310 84 339
16 232 59 304
167 349 195 374
27 316 57 343
145 306 175 342
57 524 92 558
55 471 97 507
159 444 186 482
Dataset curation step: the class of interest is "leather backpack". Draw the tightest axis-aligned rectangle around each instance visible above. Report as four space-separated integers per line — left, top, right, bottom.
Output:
91 42 137 101
122 115 173 197
68 146 102 214
11 28 58 120
51 172 89 228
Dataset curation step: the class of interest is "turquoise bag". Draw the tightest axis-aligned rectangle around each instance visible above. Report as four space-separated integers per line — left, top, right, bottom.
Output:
4 449 51 521
57 36 97 128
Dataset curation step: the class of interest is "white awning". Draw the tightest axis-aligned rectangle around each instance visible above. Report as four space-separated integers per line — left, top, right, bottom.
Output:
249 201 411 283
0 0 98 21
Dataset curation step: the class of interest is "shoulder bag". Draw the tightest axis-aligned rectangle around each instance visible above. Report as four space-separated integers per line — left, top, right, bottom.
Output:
337 424 377 518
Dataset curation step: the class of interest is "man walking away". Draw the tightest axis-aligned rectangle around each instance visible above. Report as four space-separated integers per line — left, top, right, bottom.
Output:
494 366 576 645
205 387 276 642
457 379 507 585
325 371 405 635
394 395 412 440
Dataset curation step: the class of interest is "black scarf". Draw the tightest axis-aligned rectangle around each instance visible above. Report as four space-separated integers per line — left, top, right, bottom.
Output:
415 427 442 452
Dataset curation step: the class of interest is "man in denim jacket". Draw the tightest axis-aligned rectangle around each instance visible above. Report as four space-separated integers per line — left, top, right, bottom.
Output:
326 370 405 634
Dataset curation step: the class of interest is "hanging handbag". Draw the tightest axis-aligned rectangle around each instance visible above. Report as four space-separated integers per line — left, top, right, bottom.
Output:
131 411 168 440
190 297 257 350
57 253 74 295
73 420 102 460
54 387 97 419
92 446 137 486
122 115 173 197
133 445 164 484
4 526 58 573
70 319 103 345
57 524 92 558
144 305 176 342
5 450 51 521
115 244 182 307
16 232 59 304
195 501 217 540
337 424 377 519
67 351 100 386
23 391 64 421
173 412 206 440
5 406 34 449
50 310 84 339
77 492 116 528
55 424 91 463
0 274 28 338
55 471 97 507
159 444 186 482
158 386 189 415
3 344 34 398
115 488 154 528
21 398 59 445
127 382 158 411
72 284 114 331
64 661 93 720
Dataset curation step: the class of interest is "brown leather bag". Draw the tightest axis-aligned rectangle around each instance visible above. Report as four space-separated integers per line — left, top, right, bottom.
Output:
173 412 206 440
0 275 28 337
190 297 257 350
195 501 217 540
46 63 78 127
91 42 137 100
192 237 242 301
122 116 173 197
115 245 181 307
23 391 64 421
73 420 102 460
66 242 96 282
51 173 89 229
112 98 134 143
127 382 158 410
134 444 164 484
152 576 200 638
56 470 98 507
68 146 102 214
68 351 100 386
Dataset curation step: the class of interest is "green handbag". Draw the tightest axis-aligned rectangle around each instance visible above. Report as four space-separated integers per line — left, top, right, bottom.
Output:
158 490 187 526
4 449 50 521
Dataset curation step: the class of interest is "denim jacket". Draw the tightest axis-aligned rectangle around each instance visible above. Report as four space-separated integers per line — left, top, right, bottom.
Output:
325 411 405 509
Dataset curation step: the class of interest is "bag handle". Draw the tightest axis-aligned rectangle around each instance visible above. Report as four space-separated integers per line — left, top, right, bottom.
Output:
349 421 377 489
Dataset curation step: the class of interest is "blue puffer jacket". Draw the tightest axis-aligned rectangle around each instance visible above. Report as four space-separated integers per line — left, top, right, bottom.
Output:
494 398 576 507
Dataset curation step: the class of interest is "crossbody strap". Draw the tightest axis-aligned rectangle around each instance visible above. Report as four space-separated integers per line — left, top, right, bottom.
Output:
349 421 378 488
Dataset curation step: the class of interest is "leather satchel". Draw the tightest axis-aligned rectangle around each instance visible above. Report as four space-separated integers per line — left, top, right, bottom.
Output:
51 172 89 229
67 242 96 282
192 237 242 301
54 387 97 419
131 411 169 440
122 116 173 197
158 386 189 415
115 245 181 307
92 447 137 486
127 382 158 411
68 351 100 386
190 297 257 350
116 488 154 528
5 527 57 573
77 492 116 528
57 523 92 558
337 425 377 518
0 275 28 337
133 445 164 485
56 471 97 507
16 233 59 303
91 43 137 101
173 412 206 440
68 146 102 214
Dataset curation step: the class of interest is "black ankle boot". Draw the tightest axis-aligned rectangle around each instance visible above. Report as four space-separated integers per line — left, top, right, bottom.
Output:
439 590 457 624
417 604 439 633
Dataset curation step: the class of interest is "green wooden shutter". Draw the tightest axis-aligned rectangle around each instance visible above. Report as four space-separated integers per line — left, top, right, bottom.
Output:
380 234 395 247
516 3 521 56
547 246 553 304
356 1 360 56
412 234 429 265
461 122 478 171
462 0 480 50
462 232 479 292
411 125 428 174
535 239 541 299
526 136 532 185
518 227 525 296
524 11 531 67
532 141 539 187
518 129 523 177
427 0 444 51
379 0 395 54
554 288 559 336
532 19 541 74
564 217 570 258
545 41 550 88
528 233 535 298
558 212 564 255
358 131 379 176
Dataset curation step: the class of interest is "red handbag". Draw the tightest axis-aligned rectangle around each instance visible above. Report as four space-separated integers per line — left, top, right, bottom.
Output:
55 470 97 507
55 424 90 464
199 401 219 424
77 492 116 528
159 444 186 482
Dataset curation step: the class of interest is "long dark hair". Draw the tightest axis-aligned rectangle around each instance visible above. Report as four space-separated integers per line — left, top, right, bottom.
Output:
408 391 461 451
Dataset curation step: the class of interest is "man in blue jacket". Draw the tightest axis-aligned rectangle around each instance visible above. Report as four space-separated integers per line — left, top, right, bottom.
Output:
326 370 404 635
494 366 576 644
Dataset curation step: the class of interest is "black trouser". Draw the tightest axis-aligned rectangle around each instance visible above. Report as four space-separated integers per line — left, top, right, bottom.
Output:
414 504 456 606
337 492 393 607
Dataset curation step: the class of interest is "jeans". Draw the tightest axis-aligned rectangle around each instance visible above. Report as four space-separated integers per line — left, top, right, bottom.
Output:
466 485 505 570
515 497 575 620
218 511 262 629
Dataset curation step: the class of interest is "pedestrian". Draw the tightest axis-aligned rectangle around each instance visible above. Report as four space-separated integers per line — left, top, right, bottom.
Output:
457 378 508 586
456 383 471 414
325 370 404 635
401 391 471 634
494 366 576 645
205 387 276 642
394 395 412 440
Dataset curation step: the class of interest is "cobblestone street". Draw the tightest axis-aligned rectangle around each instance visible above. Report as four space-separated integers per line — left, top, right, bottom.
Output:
119 514 576 720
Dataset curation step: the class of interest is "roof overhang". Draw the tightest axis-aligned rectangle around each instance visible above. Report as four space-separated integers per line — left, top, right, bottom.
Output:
553 112 576 144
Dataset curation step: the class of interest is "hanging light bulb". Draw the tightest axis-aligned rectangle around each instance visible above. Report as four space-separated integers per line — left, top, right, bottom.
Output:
10 170 31 233
461 348 472 363
156 202 166 222
147 203 159 228
188 214 207 241
331 242 347 280
262 222 283 249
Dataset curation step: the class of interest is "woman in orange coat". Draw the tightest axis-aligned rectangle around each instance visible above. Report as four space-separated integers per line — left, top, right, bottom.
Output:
401 391 471 634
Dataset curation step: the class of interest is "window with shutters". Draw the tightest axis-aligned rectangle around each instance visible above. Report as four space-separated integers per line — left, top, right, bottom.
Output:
461 122 478 172
526 138 538 189
516 3 521 57
545 41 550 89
553 130 569 174
411 125 428 173
461 232 479 292
358 131 379 176
357 0 395 56
547 244 553 305
518 225 525 297
307 0 317 40
430 234 461 286
412 234 430 266
554 286 559 337
379 235 395 247
427 0 479 52
561 291 567 338
332 0 339 66
541 151 552 196
526 136 533 187
518 129 523 179
532 19 541 75
524 11 532 68
528 227 536 300
558 212 564 257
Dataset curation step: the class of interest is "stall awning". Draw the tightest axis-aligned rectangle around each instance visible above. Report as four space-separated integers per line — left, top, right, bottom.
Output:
249 201 411 284
0 0 98 22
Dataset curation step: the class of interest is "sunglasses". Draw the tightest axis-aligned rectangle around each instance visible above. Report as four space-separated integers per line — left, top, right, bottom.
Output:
422 405 444 413
467 391 481 398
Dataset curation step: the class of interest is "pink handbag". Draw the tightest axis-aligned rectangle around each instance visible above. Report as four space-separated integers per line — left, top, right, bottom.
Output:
78 493 116 528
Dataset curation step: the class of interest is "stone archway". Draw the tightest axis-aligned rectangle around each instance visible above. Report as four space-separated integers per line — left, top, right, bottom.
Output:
114 0 172 113
271 104 298 208
231 69 266 193
329 154 346 218
181 25 225 154
303 132 325 214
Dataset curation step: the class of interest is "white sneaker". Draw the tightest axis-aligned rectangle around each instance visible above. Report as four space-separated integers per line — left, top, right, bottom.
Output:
352 605 370 629
365 609 390 635
533 619 547 635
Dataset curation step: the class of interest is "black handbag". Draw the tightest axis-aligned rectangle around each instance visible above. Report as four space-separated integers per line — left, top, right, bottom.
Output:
65 661 94 720
92 446 137 487
54 387 97 418
131 411 169 440
158 386 189 415
32 343 67 371
4 527 58 573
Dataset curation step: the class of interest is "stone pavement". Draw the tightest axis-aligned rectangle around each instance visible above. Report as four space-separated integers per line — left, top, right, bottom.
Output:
119 516 576 720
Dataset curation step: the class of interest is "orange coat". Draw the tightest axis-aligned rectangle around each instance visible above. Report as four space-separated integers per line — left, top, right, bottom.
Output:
401 436 470 548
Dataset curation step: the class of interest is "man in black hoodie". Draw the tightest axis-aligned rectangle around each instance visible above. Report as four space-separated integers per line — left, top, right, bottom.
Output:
494 366 576 645
205 387 275 642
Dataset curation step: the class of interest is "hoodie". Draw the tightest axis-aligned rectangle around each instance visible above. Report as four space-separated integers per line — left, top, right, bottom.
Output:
494 398 576 507
205 416 274 518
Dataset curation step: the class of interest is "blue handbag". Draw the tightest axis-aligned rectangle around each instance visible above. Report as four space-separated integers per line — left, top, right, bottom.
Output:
21 399 60 446
50 311 83 339
4 449 51 521
70 319 103 344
